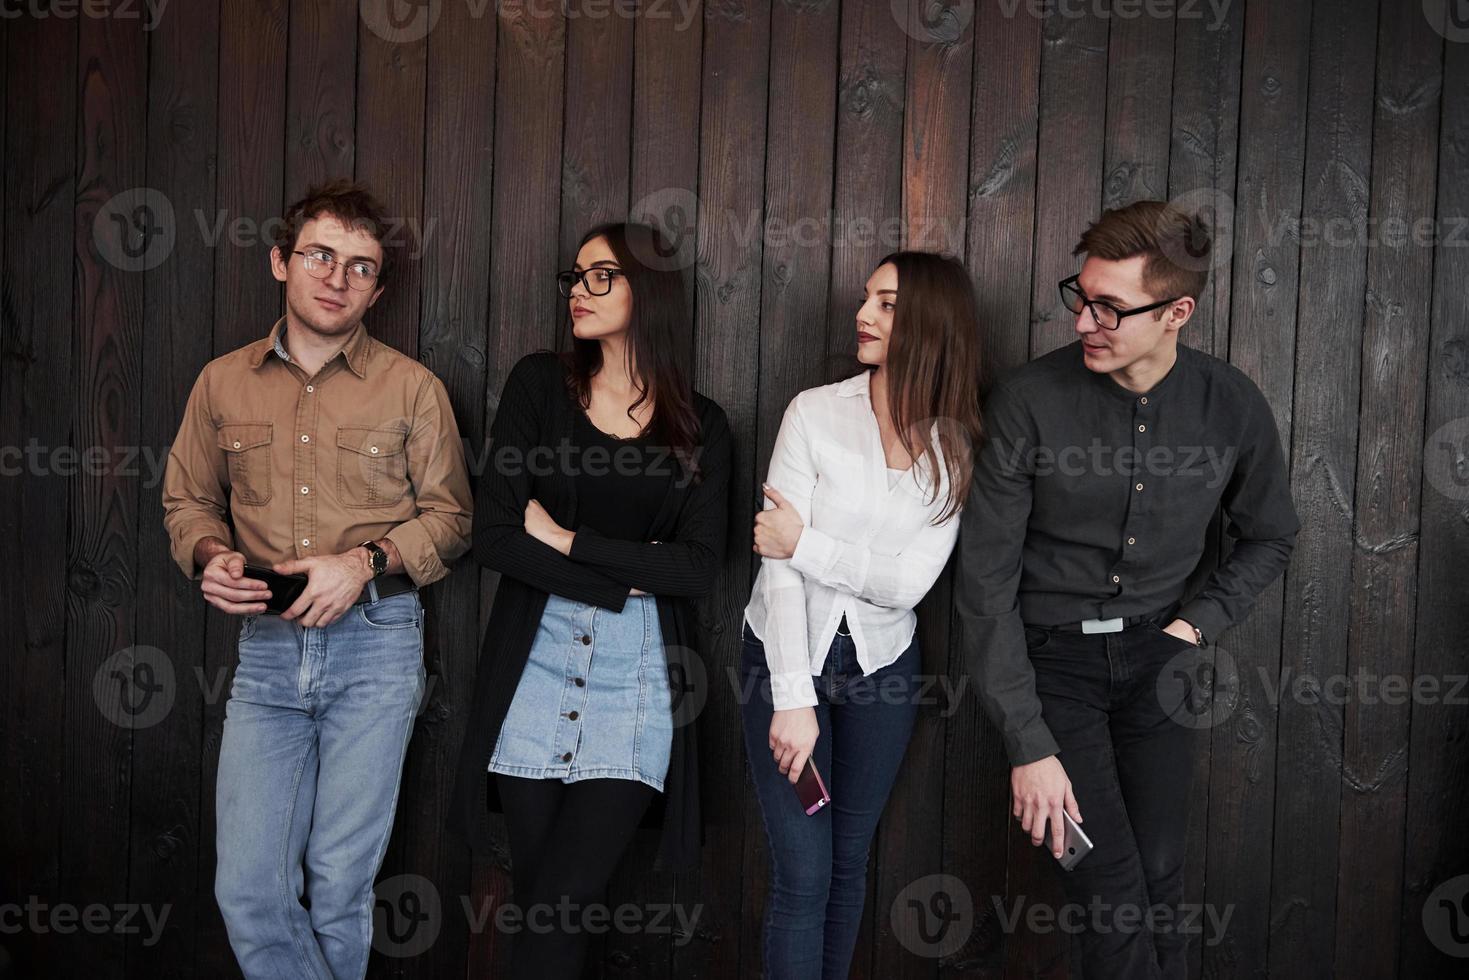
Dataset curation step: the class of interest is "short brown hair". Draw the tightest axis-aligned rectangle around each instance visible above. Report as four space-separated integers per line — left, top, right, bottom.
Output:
1072 200 1211 303
274 179 397 285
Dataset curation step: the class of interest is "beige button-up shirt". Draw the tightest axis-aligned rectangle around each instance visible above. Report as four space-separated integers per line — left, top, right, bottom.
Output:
161 317 473 586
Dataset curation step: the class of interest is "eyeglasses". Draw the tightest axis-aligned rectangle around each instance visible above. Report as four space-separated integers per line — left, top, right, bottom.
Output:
292 249 380 290
1058 275 1179 330
556 267 624 298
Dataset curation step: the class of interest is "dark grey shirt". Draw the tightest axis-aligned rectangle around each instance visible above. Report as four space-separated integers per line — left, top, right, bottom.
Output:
956 340 1299 765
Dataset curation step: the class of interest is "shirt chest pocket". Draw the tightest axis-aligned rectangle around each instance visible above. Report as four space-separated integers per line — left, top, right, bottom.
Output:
810 444 871 519
337 425 410 508
218 422 273 506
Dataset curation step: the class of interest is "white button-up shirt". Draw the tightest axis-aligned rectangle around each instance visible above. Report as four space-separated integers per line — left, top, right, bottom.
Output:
743 370 963 710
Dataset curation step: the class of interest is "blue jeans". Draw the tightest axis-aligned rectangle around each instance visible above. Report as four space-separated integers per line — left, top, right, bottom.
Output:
214 590 426 980
739 619 920 980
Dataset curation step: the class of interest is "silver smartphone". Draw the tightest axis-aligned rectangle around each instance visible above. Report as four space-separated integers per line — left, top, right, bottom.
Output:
1056 811 1093 871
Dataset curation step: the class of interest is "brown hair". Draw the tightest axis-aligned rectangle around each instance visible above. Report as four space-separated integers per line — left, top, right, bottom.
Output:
873 251 986 524
560 222 703 482
1072 200 1211 303
273 179 398 285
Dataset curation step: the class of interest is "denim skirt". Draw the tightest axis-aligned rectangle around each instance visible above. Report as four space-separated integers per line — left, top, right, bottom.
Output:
488 592 672 791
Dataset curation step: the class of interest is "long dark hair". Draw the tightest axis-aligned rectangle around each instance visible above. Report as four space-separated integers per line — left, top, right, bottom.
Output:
559 222 702 480
872 250 986 524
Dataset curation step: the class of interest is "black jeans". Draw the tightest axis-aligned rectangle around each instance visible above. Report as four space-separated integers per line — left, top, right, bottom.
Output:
495 774 657 980
1026 616 1205 980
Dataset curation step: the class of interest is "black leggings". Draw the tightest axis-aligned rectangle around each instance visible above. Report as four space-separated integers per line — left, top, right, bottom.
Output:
495 774 657 979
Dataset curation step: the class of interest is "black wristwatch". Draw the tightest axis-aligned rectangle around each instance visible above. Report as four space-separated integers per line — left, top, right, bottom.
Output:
359 539 388 577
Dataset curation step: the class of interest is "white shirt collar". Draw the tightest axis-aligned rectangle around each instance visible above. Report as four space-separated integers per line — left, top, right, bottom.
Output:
834 370 871 398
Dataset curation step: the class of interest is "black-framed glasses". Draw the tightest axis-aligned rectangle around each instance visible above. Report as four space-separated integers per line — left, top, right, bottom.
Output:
1058 275 1179 330
556 267 625 298
292 249 380 290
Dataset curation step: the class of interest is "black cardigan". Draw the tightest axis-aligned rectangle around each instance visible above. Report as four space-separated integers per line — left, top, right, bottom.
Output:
447 351 733 871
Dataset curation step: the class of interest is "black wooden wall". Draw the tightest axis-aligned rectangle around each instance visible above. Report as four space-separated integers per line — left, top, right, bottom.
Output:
2 0 1468 977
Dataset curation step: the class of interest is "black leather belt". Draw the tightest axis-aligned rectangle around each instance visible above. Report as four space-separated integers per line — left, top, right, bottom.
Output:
1044 604 1177 634
353 573 416 606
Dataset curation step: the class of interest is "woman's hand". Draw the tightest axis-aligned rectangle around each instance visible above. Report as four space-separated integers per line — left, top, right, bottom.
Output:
525 499 573 555
769 706 819 785
753 485 804 559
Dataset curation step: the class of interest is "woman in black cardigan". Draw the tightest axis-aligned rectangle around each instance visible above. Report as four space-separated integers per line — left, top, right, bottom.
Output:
448 222 732 978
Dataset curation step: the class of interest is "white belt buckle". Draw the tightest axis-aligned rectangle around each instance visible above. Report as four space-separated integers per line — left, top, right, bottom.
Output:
1081 617 1125 634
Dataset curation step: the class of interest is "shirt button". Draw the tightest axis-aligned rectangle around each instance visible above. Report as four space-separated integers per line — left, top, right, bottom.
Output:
561 752 573 762
301 434 310 443
580 634 591 645
1112 575 1121 583
301 486 310 494
1127 536 1136 545
1140 396 1148 405
1138 424 1146 432
232 441 241 449
568 711 579 721
370 446 379 454
1135 482 1144 491
574 677 585 687
306 385 314 393
302 538 310 546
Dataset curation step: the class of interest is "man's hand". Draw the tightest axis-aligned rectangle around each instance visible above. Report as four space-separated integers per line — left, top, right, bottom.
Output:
753 485 804 559
525 498 574 555
769 706 820 784
1012 755 1082 859
273 551 374 629
199 550 271 615
1162 618 1200 646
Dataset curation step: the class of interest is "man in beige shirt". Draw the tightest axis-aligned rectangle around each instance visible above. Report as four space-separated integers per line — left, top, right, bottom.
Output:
161 180 471 980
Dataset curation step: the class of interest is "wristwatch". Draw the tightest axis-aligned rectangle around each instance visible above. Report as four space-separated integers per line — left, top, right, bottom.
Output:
359 539 388 577
1181 619 1206 647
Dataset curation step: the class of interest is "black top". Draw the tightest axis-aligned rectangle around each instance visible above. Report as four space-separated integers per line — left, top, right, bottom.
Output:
571 409 673 541
448 352 733 871
956 341 1299 766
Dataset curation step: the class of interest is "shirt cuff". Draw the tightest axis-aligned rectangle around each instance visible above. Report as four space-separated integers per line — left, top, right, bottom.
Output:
1175 597 1230 646
385 522 449 587
788 525 837 579
1006 722 1061 768
769 670 819 712
172 522 233 582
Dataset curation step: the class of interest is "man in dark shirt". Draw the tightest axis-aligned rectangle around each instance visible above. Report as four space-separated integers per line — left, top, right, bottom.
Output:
957 200 1298 979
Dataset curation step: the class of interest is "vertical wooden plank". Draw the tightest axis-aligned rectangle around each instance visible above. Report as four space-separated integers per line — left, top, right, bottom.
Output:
0 5 77 973
733 0 840 976
130 0 221 975
1101 6 1173 210
1334 3 1443 975
558 0 633 263
1026 6 1108 361
1201 1 1312 977
1266 2 1377 977
384 2 497 978
356 0 427 358
285 0 357 199
1400 13 1469 978
464 2 567 975
874 4 972 979
696 1 772 978
62 3 149 973
947 2 1041 975
1010 6 1109 978
1164 9 1244 978
196 2 288 973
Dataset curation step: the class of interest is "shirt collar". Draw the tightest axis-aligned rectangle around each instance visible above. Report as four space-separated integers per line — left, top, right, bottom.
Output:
1081 340 1186 401
835 369 872 398
249 316 372 379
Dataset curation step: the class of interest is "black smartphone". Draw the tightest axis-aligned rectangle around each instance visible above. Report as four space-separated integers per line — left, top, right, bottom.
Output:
242 563 308 615
794 758 831 816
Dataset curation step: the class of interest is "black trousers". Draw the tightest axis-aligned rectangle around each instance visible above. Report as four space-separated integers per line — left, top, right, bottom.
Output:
495 774 657 980
1026 617 1207 980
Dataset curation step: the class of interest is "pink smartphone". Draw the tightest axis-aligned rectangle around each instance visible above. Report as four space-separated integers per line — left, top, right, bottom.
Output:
794 758 831 815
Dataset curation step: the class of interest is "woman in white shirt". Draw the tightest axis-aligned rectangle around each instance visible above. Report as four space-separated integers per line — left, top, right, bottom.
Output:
740 251 984 978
